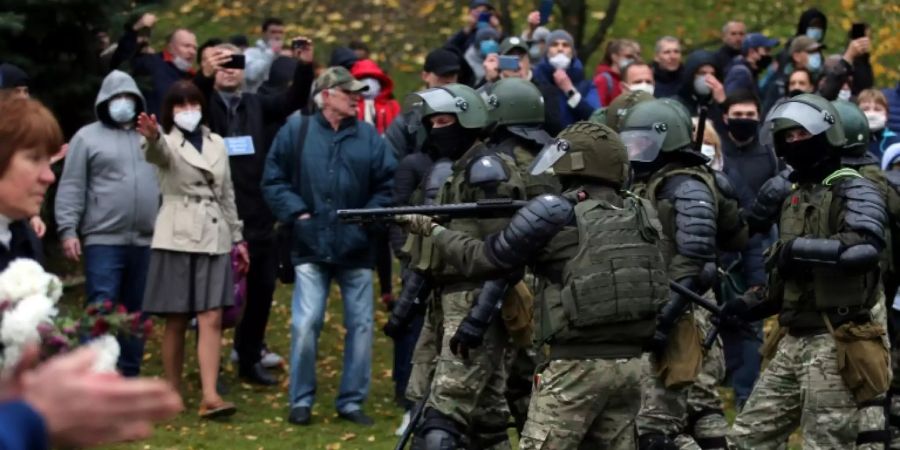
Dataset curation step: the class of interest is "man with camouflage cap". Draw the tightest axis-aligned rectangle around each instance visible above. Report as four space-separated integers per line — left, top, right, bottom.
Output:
402 121 670 449
722 94 889 449
385 83 528 449
620 98 747 450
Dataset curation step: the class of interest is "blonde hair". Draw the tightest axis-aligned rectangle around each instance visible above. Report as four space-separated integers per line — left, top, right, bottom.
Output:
857 89 888 112
692 117 723 168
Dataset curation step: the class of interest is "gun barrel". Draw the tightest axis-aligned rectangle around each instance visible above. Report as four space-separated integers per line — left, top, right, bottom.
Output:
337 199 528 223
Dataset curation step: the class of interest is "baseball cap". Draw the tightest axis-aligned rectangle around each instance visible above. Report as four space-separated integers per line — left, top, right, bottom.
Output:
424 48 462 76
314 66 368 94
742 33 779 53
789 36 825 54
499 36 529 55
0 63 28 88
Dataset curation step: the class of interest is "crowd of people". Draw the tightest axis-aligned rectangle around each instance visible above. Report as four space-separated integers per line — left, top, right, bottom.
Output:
1 1 900 449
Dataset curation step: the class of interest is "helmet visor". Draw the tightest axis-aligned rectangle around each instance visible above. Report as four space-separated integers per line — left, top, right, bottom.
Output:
760 101 834 148
620 127 667 163
529 139 571 175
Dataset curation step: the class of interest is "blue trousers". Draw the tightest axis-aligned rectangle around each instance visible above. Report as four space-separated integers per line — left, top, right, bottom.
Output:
83 244 150 377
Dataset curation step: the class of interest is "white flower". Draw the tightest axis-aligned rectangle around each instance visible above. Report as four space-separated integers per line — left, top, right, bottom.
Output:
0 294 58 372
87 335 120 373
0 259 61 304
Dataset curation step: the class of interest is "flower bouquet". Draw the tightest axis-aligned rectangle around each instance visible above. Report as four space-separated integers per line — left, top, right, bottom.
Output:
0 259 152 374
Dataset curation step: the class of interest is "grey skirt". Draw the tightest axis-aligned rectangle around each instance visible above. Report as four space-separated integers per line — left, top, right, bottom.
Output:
143 250 234 314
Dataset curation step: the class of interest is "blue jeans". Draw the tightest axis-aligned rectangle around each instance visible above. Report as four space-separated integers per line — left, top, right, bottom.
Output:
83 244 151 377
289 263 373 413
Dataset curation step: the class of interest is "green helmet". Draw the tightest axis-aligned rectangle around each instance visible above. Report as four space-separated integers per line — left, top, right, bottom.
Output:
619 98 695 164
831 99 870 157
485 78 544 126
403 83 490 129
604 90 654 132
529 121 629 187
762 93 846 156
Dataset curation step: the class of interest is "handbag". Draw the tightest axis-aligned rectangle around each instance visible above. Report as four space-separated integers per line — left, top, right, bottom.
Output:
276 114 311 284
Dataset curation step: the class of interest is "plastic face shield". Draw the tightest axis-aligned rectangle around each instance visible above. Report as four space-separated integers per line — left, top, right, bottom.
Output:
760 100 835 148
529 138 571 175
620 123 668 163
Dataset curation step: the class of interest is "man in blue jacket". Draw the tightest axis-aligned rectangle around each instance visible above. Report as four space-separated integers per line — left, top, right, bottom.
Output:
262 66 396 427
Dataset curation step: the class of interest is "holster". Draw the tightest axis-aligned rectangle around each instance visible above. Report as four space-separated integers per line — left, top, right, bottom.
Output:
824 314 892 403
656 314 704 389
501 281 534 348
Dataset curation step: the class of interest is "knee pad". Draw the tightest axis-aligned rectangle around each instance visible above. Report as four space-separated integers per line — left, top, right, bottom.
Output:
638 433 677 450
419 409 462 450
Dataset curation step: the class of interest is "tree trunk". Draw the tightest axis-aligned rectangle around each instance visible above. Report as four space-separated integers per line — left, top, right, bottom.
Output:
554 0 621 62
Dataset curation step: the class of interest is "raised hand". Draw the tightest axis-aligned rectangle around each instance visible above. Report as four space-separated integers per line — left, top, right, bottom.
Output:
136 112 160 142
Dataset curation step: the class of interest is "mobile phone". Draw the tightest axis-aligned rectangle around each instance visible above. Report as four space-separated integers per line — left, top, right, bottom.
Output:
499 55 520 71
222 53 245 70
538 0 553 26
850 23 867 40
478 11 492 24
291 38 310 50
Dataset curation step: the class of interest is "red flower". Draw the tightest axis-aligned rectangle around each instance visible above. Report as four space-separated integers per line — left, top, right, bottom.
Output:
101 300 114 312
142 319 154 338
90 317 110 337
115 304 127 315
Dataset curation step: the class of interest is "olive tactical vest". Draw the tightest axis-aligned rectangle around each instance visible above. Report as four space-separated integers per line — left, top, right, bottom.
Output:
540 195 668 345
777 168 880 328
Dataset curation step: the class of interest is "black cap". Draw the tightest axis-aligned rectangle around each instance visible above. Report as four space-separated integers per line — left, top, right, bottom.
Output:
228 34 249 48
470 0 493 9
424 48 461 76
0 63 28 88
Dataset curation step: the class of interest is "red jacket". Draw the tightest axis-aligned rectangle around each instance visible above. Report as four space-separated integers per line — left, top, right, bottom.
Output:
592 64 623 107
351 59 400 135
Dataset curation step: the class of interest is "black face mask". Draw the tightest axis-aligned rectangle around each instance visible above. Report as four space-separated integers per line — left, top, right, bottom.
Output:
780 133 837 182
424 122 477 161
756 54 773 71
726 118 759 143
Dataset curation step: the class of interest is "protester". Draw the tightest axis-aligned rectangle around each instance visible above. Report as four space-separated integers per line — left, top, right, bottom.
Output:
724 33 778 97
0 98 183 449
520 10 550 64
0 63 29 100
329 47 359 71
532 29 598 128
384 48 461 158
135 81 248 419
885 82 900 132
855 89 900 162
593 38 641 106
621 61 655 97
464 26 501 84
351 58 400 135
54 70 160 377
193 41 315 384
786 68 815 97
761 35 824 113
676 50 727 132
261 66 395 427
244 17 286 93
446 0 501 53
349 40 370 61
652 36 683 98
693 117 724 171
713 21 746 75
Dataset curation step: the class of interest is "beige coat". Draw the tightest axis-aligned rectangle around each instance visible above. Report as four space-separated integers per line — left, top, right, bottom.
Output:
143 126 242 254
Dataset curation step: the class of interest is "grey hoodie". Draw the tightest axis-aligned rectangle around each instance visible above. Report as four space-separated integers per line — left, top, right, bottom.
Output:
55 70 161 246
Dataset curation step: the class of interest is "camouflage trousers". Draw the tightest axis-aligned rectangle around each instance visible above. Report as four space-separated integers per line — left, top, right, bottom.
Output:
506 347 539 435
636 310 729 450
407 289 514 449
729 333 887 450
518 356 642 450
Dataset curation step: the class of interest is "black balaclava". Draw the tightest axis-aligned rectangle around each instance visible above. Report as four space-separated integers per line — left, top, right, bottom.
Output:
424 121 479 161
779 132 839 183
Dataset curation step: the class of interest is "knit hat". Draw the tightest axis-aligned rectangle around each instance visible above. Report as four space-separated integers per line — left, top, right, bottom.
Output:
531 26 551 43
545 29 574 47
475 27 500 45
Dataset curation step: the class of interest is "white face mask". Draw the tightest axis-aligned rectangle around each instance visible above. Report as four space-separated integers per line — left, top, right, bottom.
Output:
701 144 722 170
628 82 655 96
866 111 887 131
837 89 852 101
548 53 571 71
108 97 136 123
172 56 193 72
361 78 381 100
174 110 202 132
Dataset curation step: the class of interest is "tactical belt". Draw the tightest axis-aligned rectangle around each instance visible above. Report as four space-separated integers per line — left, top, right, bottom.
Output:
547 342 642 360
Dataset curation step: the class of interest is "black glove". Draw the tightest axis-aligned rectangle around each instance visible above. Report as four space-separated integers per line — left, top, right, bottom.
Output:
718 298 750 331
382 312 408 339
449 315 489 359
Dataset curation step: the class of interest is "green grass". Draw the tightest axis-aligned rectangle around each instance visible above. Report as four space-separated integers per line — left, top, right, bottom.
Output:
91 280 406 450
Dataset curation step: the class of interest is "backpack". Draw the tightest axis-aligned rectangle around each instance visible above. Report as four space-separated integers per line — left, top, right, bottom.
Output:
553 196 668 341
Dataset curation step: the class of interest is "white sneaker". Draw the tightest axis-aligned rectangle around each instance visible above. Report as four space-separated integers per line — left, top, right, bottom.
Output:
394 411 411 436
260 349 283 368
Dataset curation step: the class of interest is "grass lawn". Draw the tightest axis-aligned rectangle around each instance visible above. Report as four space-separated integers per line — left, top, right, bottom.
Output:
93 280 406 450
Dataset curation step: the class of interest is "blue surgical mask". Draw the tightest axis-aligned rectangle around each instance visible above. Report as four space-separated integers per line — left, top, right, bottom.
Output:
108 97 136 124
807 52 822 72
479 39 499 58
805 27 824 41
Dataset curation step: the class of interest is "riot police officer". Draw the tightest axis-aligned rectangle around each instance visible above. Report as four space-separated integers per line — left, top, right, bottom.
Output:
619 98 748 450
724 94 889 449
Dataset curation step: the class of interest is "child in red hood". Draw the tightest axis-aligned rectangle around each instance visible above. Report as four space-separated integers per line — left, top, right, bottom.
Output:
350 59 400 135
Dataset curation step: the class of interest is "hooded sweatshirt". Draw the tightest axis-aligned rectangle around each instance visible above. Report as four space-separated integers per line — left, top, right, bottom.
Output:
676 50 726 133
56 70 161 246
351 59 401 135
